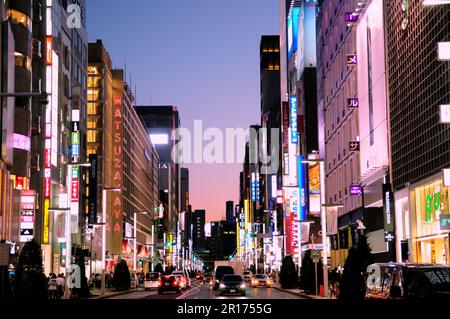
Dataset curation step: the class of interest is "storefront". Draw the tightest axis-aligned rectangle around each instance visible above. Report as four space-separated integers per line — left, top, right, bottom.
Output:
410 175 450 265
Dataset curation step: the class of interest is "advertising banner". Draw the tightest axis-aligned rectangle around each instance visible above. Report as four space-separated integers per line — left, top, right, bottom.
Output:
88 154 98 224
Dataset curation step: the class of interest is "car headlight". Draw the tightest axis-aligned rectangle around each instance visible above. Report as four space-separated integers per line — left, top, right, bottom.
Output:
216 280 219 283
240 283 246 289
219 283 226 289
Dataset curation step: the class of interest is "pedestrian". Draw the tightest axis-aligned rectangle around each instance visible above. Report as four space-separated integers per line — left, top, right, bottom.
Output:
56 274 65 298
107 272 113 289
48 274 58 299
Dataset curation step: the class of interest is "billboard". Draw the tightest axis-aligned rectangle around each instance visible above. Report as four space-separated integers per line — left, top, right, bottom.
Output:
356 0 389 181
309 163 321 214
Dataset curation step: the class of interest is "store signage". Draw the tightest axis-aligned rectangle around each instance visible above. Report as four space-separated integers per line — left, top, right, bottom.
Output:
347 54 358 66
440 104 450 123
382 183 395 242
271 175 277 199
15 176 27 190
298 156 307 221
21 190 35 210
256 173 260 202
437 42 450 61
350 185 362 196
46 36 52 65
71 180 79 202
125 222 133 239
251 173 256 202
44 177 51 198
444 168 450 187
282 102 289 150
13 134 31 151
20 190 35 242
43 199 50 244
345 12 358 23
347 97 359 108
88 154 98 224
349 141 360 152
44 149 51 168
439 214 450 231
290 96 298 144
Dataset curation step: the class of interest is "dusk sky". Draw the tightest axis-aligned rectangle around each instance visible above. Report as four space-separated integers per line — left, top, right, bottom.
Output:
88 0 279 221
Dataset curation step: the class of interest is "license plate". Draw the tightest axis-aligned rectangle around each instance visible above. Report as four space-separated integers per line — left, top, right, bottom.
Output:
230 289 235 293
165 283 170 286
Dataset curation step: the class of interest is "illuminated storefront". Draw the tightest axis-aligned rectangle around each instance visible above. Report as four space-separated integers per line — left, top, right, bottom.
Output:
411 176 450 265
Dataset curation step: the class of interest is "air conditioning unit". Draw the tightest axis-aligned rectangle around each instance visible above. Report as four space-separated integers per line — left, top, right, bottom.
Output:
32 39 42 59
31 153 40 172
32 115 41 135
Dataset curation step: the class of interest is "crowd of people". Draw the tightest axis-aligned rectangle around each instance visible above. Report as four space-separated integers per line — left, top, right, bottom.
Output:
47 273 66 299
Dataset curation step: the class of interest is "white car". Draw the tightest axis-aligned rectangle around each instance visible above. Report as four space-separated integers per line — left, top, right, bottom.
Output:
144 272 161 290
174 275 187 290
172 271 191 288
130 273 138 289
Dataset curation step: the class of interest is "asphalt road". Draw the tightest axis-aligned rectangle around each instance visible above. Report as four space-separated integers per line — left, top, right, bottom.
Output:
106 280 305 300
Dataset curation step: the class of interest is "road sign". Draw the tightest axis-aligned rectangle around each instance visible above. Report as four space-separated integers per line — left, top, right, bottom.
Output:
311 249 321 263
0 243 9 266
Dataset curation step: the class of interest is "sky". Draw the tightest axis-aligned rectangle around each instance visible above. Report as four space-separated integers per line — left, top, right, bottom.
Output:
87 0 279 221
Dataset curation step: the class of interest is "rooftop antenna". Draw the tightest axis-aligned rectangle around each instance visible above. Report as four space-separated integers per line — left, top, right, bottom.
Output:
124 61 127 83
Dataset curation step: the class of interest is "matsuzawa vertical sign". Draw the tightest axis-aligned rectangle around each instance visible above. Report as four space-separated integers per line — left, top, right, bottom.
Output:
382 183 395 242
88 154 98 225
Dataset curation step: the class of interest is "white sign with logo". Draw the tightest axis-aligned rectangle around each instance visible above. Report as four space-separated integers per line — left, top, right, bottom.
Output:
125 222 133 239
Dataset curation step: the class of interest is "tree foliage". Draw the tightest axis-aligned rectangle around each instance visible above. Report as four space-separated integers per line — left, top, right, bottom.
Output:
280 255 298 289
299 250 323 294
112 259 131 291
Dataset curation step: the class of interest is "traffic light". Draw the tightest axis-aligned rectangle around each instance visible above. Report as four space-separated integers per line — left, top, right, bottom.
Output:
139 259 144 267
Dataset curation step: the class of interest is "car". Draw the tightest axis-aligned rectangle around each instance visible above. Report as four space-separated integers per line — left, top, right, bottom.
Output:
213 266 235 290
196 273 204 280
251 274 273 288
174 274 187 290
158 275 182 294
219 274 246 296
144 272 161 291
366 263 450 299
243 271 253 284
172 270 191 288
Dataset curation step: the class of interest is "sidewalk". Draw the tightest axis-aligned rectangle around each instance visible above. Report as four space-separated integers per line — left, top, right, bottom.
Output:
86 287 141 299
272 284 330 300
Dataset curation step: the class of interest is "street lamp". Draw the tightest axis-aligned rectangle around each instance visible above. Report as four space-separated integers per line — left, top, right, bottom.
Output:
133 211 150 272
100 187 121 295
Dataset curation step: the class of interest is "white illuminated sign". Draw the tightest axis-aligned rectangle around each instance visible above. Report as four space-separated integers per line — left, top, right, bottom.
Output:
125 222 133 239
437 42 450 61
13 134 31 151
440 105 450 123
444 168 450 187
150 134 169 145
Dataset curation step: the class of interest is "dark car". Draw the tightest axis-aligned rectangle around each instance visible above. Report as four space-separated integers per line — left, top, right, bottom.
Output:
158 275 182 294
366 263 450 299
213 266 235 290
219 274 246 296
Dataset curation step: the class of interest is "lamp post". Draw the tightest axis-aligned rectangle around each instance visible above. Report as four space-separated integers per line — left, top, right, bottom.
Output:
101 188 121 295
133 211 149 272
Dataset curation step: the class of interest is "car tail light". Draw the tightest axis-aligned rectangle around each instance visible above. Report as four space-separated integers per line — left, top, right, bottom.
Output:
157 280 162 287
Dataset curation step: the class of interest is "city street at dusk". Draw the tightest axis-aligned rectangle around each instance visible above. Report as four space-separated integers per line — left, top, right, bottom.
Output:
0 0 449 313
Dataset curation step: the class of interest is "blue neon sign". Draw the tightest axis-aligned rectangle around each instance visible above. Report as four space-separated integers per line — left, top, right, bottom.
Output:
297 156 307 221
290 96 298 144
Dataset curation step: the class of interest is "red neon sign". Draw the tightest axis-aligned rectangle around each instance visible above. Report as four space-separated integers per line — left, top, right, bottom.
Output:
71 180 79 203
46 36 52 65
44 177 51 198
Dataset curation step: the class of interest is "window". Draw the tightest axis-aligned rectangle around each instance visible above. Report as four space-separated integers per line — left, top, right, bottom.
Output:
6 9 31 30
87 130 98 143
14 53 31 71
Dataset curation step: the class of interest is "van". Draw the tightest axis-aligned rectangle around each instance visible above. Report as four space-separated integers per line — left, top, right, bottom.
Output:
366 263 450 299
213 266 234 290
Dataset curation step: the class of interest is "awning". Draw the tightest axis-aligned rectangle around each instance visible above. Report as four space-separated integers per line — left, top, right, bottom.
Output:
338 214 350 229
122 239 134 255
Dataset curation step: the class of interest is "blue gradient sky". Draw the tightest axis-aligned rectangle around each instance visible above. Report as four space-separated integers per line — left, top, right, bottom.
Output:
87 0 278 221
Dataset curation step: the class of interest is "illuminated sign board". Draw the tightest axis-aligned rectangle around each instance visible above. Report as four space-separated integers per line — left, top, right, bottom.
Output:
15 176 28 190
440 104 450 123
350 185 362 196
297 156 307 221
347 54 358 66
20 190 35 242
349 141 360 152
290 96 298 144
21 190 35 210
43 199 50 244
345 12 358 23
125 222 133 238
44 177 51 198
88 154 98 224
439 214 450 231
309 164 321 214
71 180 79 203
382 183 395 242
444 168 450 187
251 173 256 202
287 7 300 60
150 134 169 145
13 134 31 151
271 175 277 199
282 102 289 151
347 97 359 108
256 173 260 202
71 132 80 145
437 42 450 61
46 36 52 65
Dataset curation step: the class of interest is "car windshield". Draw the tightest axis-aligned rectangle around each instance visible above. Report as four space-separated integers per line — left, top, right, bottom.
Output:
146 273 159 280
222 275 242 283
215 266 234 278
254 274 267 279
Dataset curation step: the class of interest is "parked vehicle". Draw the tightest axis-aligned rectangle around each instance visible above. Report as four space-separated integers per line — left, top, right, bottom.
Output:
144 272 161 291
251 274 272 288
366 263 450 299
219 274 246 296
158 275 182 294
130 273 138 289
213 266 235 290
243 271 253 284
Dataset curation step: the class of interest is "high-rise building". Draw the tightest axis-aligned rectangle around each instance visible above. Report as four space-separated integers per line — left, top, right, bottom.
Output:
192 209 206 252
226 201 234 225
385 0 450 265
135 105 182 266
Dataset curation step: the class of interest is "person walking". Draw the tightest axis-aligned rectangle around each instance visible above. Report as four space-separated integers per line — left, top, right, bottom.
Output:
48 274 58 299
56 274 65 298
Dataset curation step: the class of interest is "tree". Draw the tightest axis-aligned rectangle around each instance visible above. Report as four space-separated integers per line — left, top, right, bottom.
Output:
279 256 298 289
299 250 323 294
339 231 373 300
112 259 131 291
154 264 164 274
13 240 47 301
